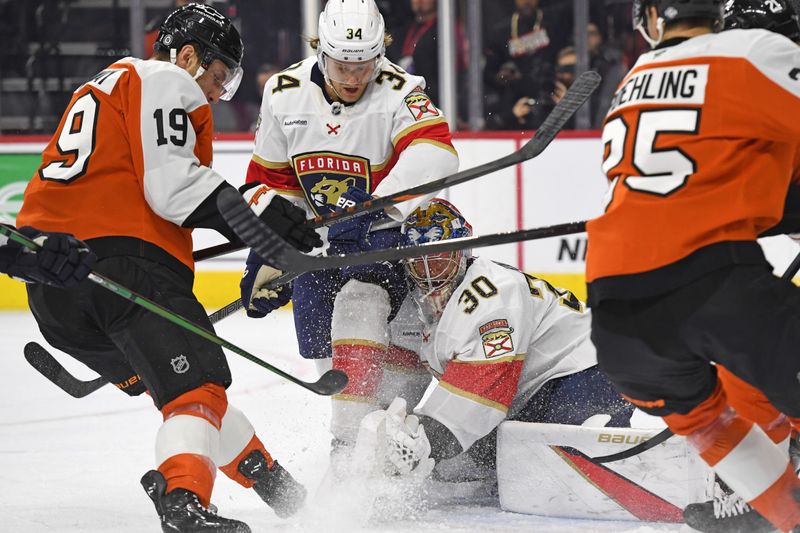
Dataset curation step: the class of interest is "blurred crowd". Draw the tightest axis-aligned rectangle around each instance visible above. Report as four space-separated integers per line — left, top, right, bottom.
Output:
10 0 644 134
139 0 643 132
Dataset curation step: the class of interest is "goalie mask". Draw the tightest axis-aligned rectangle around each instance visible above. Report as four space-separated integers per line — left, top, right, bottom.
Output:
402 199 472 323
316 0 386 86
724 0 800 41
155 3 244 100
633 0 725 46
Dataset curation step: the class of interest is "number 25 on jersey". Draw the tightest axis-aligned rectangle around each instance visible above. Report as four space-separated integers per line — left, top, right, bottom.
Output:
602 108 700 198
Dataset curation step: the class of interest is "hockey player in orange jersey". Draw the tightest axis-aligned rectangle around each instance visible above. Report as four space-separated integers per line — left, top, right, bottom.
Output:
586 0 800 531
15 4 322 532
678 2 800 531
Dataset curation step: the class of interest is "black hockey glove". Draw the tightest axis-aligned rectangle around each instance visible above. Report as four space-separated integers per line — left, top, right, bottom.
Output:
239 183 322 253
3 226 96 288
260 194 322 252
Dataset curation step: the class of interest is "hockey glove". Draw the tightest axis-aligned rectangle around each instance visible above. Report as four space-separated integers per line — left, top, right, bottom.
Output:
383 397 436 478
327 187 406 290
327 187 389 255
241 183 323 253
3 226 96 288
240 249 291 318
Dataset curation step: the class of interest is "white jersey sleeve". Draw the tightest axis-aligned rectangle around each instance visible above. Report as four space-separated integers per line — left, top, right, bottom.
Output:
414 260 533 451
136 61 226 225
373 70 459 221
414 259 597 451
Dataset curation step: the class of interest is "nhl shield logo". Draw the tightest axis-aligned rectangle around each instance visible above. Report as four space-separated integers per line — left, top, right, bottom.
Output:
170 354 190 374
293 151 371 216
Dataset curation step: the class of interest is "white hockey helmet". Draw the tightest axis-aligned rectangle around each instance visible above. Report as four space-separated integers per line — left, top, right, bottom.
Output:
317 0 386 85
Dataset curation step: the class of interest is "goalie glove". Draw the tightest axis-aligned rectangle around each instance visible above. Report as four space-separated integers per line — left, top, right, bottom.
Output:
383 398 436 478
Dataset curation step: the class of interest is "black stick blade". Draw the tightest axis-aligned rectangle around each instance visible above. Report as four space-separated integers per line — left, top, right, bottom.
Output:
307 369 349 396
24 342 107 398
520 70 601 159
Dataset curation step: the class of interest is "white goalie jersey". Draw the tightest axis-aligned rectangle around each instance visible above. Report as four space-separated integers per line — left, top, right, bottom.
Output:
412 257 598 451
245 56 458 222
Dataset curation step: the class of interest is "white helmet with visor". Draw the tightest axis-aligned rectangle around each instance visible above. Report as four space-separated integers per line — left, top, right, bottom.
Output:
317 0 386 86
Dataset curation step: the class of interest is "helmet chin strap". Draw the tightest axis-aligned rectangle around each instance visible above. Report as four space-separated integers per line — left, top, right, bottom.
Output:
169 47 205 79
638 15 665 47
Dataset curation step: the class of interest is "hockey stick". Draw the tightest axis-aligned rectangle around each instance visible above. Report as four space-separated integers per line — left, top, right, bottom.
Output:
207 215 588 323
218 186 586 275
2 226 347 396
592 248 800 463
192 70 601 262
24 342 107 398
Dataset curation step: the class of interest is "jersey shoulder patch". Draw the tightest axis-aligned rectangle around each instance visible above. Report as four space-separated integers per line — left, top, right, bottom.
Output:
403 86 440 122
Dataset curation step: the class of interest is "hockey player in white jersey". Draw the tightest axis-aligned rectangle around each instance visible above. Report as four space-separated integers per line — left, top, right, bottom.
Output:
240 0 459 456
358 199 634 480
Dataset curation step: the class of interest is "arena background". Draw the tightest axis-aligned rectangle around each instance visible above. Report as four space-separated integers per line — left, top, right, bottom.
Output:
2 132 798 310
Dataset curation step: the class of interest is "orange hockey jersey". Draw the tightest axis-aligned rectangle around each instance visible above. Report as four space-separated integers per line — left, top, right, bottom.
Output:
586 30 800 289
17 58 226 269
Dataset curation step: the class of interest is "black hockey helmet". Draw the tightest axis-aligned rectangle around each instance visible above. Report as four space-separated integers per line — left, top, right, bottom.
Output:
154 3 244 100
634 0 725 44
724 0 800 41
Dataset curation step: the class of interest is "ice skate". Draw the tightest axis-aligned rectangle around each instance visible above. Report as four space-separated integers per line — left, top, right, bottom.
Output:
140 470 251 533
683 477 773 533
237 449 306 518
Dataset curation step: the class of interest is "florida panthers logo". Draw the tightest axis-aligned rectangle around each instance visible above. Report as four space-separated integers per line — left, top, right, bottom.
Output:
309 176 358 209
292 151 371 216
479 319 515 358
403 199 472 245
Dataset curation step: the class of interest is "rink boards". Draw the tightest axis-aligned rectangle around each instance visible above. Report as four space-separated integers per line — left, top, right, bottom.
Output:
1 132 798 309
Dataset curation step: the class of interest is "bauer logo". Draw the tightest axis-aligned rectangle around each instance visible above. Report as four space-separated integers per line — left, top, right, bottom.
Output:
170 354 190 374
292 151 371 216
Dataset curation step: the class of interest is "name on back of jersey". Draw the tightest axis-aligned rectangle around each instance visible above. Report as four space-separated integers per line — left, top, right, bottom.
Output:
292 151 371 215
608 64 709 115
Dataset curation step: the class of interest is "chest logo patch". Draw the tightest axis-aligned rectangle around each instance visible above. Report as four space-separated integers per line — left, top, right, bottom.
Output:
479 319 515 358
293 151 371 216
405 90 440 121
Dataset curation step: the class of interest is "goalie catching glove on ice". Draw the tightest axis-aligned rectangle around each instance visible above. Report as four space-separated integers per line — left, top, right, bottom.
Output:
354 398 436 478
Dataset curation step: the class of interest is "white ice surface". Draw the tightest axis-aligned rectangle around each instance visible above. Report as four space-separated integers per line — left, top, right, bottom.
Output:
0 310 689 532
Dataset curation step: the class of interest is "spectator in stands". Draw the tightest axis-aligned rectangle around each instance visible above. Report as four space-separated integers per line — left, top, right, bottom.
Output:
386 0 468 108
483 0 564 130
586 22 625 127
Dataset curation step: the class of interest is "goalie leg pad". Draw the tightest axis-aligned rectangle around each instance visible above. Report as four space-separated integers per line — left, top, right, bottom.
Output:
497 420 709 521
331 279 391 346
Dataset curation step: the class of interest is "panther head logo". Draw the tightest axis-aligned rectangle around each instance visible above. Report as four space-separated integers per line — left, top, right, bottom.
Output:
309 176 357 208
